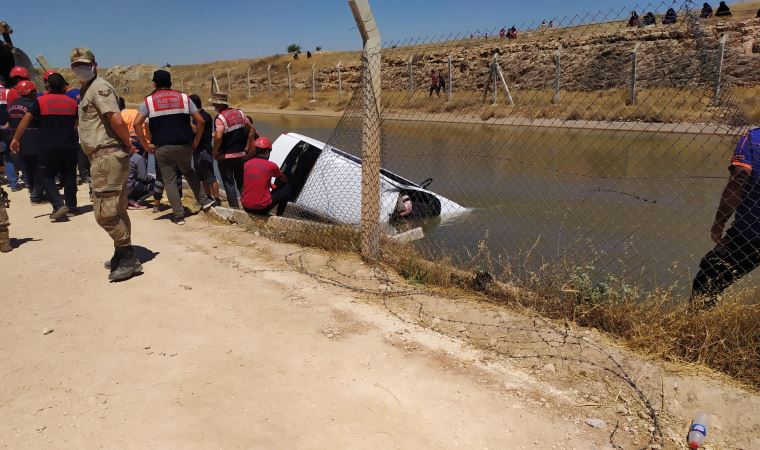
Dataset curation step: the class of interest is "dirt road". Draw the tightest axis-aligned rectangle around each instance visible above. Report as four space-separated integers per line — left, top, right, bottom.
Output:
1 188 759 449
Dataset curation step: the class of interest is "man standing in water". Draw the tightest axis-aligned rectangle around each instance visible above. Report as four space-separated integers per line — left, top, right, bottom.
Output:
692 128 760 307
70 47 143 282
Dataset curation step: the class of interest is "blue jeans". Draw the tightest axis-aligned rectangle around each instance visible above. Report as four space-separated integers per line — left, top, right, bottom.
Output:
1 143 20 189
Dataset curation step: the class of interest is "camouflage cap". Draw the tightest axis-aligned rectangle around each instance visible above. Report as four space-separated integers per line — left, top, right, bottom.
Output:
70 47 95 65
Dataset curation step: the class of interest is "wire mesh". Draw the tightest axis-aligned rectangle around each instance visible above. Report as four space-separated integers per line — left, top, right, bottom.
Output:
279 0 760 302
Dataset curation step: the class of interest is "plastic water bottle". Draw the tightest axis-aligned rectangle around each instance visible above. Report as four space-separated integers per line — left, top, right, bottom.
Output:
688 411 709 449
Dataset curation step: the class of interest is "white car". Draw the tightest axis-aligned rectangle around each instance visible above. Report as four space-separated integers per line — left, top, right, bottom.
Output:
269 132 467 225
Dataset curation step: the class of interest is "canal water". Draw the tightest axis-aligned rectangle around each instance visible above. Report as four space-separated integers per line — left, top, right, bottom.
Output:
243 112 749 295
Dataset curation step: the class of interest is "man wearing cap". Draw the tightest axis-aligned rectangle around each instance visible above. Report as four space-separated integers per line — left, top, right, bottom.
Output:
70 47 142 282
11 73 79 221
211 92 256 209
133 70 214 224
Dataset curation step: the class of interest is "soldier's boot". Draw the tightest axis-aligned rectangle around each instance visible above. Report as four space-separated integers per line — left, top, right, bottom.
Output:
0 231 11 253
108 246 143 282
104 249 119 270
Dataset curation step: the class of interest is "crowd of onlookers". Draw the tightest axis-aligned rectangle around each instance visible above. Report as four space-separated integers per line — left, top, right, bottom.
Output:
628 2 758 28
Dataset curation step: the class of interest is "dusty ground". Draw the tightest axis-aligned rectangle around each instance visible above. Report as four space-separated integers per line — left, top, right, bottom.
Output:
1 187 759 449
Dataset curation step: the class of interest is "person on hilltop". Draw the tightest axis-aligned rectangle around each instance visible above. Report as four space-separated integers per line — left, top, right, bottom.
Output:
210 92 257 209
662 8 678 25
69 47 142 282
507 26 517 39
189 94 221 206
692 128 760 309
429 70 440 97
133 70 215 225
642 12 657 26
241 137 290 217
700 3 714 19
628 11 640 27
715 1 732 17
10 74 79 221
499 27 506 39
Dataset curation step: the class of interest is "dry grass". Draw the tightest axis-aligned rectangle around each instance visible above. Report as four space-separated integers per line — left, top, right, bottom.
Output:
238 214 760 389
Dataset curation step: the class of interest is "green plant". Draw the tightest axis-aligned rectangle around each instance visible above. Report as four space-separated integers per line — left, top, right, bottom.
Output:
287 44 301 54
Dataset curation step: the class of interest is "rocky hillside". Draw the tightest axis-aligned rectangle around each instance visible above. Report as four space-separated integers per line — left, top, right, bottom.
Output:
92 14 760 125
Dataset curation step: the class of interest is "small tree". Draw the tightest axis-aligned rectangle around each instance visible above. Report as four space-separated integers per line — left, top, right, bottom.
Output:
315 46 322 52
287 44 301 54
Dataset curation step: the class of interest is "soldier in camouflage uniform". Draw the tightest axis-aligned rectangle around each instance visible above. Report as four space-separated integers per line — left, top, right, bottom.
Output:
0 186 11 253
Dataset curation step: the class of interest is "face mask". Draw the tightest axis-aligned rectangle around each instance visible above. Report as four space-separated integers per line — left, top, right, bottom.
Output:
73 66 95 82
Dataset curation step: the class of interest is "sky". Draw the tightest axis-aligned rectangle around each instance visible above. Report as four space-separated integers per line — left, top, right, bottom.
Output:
4 0 746 68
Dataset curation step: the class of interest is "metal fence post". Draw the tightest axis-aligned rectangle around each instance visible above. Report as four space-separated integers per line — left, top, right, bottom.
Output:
408 56 413 97
194 71 198 89
447 55 453 101
349 0 382 260
311 63 317 101
714 33 729 105
629 42 641 105
246 68 251 99
337 61 343 99
287 63 292 99
492 55 498 105
226 69 232 98
267 65 272 96
553 45 561 104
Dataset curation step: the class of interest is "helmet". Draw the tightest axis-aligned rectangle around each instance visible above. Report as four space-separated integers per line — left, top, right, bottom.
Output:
43 70 57 81
9 66 30 79
16 80 36 96
254 137 273 150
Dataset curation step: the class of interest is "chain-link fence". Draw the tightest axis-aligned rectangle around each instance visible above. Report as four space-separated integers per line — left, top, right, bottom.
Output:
277 0 760 303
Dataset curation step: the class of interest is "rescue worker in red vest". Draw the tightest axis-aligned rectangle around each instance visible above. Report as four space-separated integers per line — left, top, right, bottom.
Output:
11 74 79 221
5 66 30 106
210 92 256 209
7 80 46 204
133 70 215 224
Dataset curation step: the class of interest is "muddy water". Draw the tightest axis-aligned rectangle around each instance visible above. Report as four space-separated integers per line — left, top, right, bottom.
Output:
254 112 748 293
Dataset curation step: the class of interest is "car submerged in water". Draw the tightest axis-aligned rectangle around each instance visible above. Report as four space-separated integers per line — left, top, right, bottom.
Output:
269 132 467 225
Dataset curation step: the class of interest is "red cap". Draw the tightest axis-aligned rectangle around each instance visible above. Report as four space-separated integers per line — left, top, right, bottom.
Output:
43 70 57 81
689 442 700 450
254 137 273 150
16 80 36 96
10 66 30 79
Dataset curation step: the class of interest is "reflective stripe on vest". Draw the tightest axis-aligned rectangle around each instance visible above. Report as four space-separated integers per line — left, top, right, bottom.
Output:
216 108 249 154
145 90 190 117
218 108 247 133
144 89 194 146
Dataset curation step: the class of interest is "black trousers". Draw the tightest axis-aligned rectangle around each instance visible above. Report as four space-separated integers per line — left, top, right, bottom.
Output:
244 184 291 217
39 148 78 210
692 228 760 304
218 158 244 208
20 154 45 202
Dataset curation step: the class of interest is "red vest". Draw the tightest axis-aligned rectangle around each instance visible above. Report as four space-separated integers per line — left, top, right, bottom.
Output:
216 108 249 154
38 93 78 117
144 89 193 146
